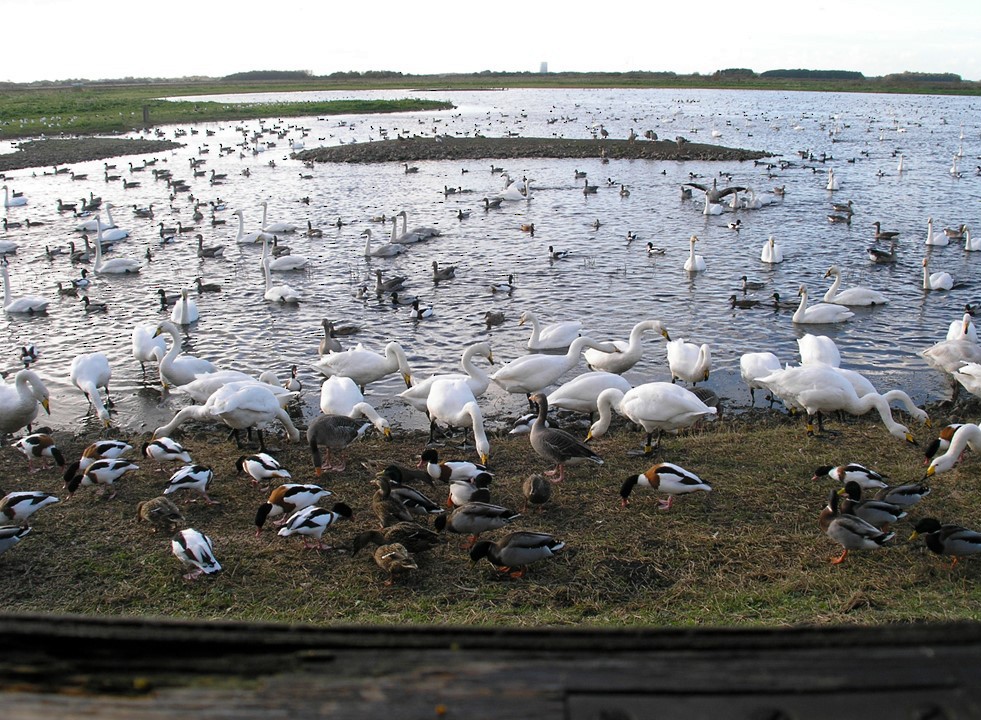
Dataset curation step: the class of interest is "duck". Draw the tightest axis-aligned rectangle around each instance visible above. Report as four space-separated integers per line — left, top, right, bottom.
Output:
548 245 571 260
69 352 112 427
0 491 60 526
587 383 718 456
546 371 633 418
490 274 515 294
64 458 140 500
12 433 65 472
277 502 353 550
922 257 954 291
254 484 332 536
485 311 505 328
164 464 217 504
520 310 581 351
370 473 416 527
469 531 565 578
410 299 434 320
311 341 413 392
236 452 291 488
646 242 666 256
925 424 981 477
838 481 907 528
378 467 444 517
792 285 854 324
521 473 552 513
170 288 199 325
666 339 712 385
1 258 50 314
136 496 185 534
432 260 456 282
822 266 889 306
0 525 31 555
729 295 760 309
619 462 712 509
368 542 418 585
0 369 49 436
683 235 706 272
77 439 132 470
447 473 493 507
490 336 618 401
141 437 192 468
362 228 407 258
424 377 491 463
740 275 766 292
171 528 222 580
924 217 948 247
399 342 495 413
910 518 981 568
350 523 441 556
583 320 670 375
80 296 108 313
819 488 893 565
306 413 374 474
418 448 491 484
873 482 931 508
318 376 392 436
867 239 898 264
434 501 521 547
529 392 603 482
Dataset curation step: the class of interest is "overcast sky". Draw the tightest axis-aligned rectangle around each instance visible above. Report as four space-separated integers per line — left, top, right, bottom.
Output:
3 0 980 83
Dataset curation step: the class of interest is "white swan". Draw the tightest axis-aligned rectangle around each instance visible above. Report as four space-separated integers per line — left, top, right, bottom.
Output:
259 200 297 234
583 320 670 374
426 377 490 463
497 177 532 202
826 168 839 191
0 369 49 435
261 236 309 271
76 203 118 232
262 254 302 304
174 370 295 407
926 424 981 476
952 364 981 400
922 257 953 291
920 337 981 384
701 194 723 215
964 227 980 251
521 310 582 351
760 235 784 264
797 333 841 367
390 214 423 244
399 342 494 413
831 366 929 424
154 320 218 388
398 210 440 240
70 352 112 427
546 371 632 416
233 208 273 244
319 376 391 436
739 351 782 405
946 312 977 343
1 258 49 314
2 184 27 208
311 341 413 391
94 204 130 242
925 217 948 247
131 323 166 373
587 383 718 454
822 266 889 306
666 339 712 384
93 216 141 274
792 285 854 324
362 229 407 258
683 235 706 272
757 365 915 442
170 288 199 324
489 336 619 397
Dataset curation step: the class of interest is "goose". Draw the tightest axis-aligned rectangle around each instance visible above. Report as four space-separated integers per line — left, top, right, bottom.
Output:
92 217 140 274
152 321 218 388
311 341 413 392
527 392 602 482
0 491 60 526
739 351 782 406
792 285 854 324
760 235 784 264
12 433 64 472
432 260 456 282
375 269 406 294
925 424 981 477
425 377 491 464
489 336 619 400
362 229 407 258
262 254 302 304
261 236 309 271
546 371 633 418
136 496 185 534
171 528 221 580
925 217 948 246
232 208 272 244
304 220 323 238
195 277 222 293
399 341 495 413
254 484 331 536
683 235 706 272
70 352 112 427
944 223 967 240
910 518 981 568
469 530 565 578
583 320 670 374
306 413 373 474
520 310 582 350
154 381 301 451
822 266 889 306
482 196 503 210
259 200 297 234
164 464 218 504
587 383 718 456
318 376 392 436
872 221 900 240
398 210 440 240
0 369 50 435
757 364 916 442
319 319 342 355
170 288 199 324
666 339 712 385
1 258 50 313
3 184 27 207
922 257 953 291
619 462 712 509
196 234 224 258
819 488 893 565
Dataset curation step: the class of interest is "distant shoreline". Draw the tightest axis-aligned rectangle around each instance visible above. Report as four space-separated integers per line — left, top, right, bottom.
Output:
0 138 182 173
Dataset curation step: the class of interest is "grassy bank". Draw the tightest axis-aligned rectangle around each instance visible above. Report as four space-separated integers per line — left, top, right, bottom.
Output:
2 406 979 629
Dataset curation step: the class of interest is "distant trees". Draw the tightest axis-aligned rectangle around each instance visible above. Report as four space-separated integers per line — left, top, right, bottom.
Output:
882 71 962 83
715 68 756 78
760 69 865 80
222 70 314 81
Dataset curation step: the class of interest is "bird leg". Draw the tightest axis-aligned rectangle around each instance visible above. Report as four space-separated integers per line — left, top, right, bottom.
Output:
509 567 528 579
545 464 566 483
657 496 674 511
230 428 246 449
183 569 205 581
830 549 849 565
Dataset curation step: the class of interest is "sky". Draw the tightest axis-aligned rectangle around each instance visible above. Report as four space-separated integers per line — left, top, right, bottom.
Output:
3 0 980 83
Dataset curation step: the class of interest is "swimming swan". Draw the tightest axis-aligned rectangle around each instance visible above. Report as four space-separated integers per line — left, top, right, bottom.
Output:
683 235 706 272
520 310 582 351
792 285 854 324
822 266 889 306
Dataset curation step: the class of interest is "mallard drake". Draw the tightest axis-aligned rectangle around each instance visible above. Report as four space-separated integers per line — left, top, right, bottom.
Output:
254 483 331 536
530 392 603 482
873 483 931 508
819 488 894 564
434 501 520 547
78 440 132 470
910 518 981 568
12 433 65 472
384 471 444 517
307 414 373 474
469 531 565 578
236 453 291 487
136 496 185 534
371 474 416 527
65 458 139 500
0 525 32 556
141 437 192 468
448 473 493 508
490 274 515 294
620 462 712 509
163 465 216 504
812 463 889 490
0 491 60 526
838 481 907 529
171 528 221 580
277 502 353 550
521 473 552 513
0 369 49 436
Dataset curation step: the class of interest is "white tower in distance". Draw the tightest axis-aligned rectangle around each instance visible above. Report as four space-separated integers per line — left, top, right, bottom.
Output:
540 62 548 74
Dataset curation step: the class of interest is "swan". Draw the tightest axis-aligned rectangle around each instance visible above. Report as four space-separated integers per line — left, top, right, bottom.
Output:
398 210 440 240
233 208 273 244
922 257 953 291
153 320 218 388
1 258 49 313
259 200 297 234
822 266 889 306
75 202 118 232
399 341 494 412
683 235 706 272
583 319 670 374
426 377 490 464
739 351 782 406
952 364 981 400
666 339 712 385
261 236 309 271
831 367 929 424
93 216 141 274
760 235 784 264
826 167 839 191
70 352 112 427
587 383 718 455
153 382 301 449
497 177 532 202
262 254 302 304
173 370 295 407
311 341 413 391
521 310 582 351
797 333 841 367
389 214 423 244
362 229 407 258
489 336 619 398
131 323 166 374
319 376 391 436
701 194 723 215
170 288 199 324
947 313 978 343
2 184 27 208
757 365 915 443
0 369 49 435
792 285 854 324
93 204 129 242
964 227 980 251
925 217 948 247
926 424 981 477
920 337 981 393
546 371 632 417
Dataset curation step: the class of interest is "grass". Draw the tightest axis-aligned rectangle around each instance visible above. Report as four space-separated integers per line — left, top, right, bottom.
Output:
3 405 981 629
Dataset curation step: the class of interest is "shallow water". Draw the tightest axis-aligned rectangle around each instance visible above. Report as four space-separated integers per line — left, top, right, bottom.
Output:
2 87 979 437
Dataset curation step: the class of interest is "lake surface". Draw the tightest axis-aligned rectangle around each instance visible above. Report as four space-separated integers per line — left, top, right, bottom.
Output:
2 87 979 437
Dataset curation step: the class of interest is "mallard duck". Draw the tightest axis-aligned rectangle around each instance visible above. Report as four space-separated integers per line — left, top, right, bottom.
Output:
0 369 49 436
163 465 217 504
371 542 418 586
811 463 888 489
838 481 907 529
12 433 65 472
78 439 132 470
620 462 712 509
254 483 331 536
65 458 139 500
371 474 416 527
236 453 291 487
583 320 670 375
521 473 552 513
350 523 442 555
434 501 520 547
448 473 493 508
136 496 185 534
141 437 192 468
171 528 221 580
0 525 31 556
926 424 981 477
490 274 515 294
307 414 373 474
382 468 444 517
0 491 60 526
529 392 603 482
910 517 981 567
277 502 353 550
819 488 894 564
469 531 565 578
730 295 761 309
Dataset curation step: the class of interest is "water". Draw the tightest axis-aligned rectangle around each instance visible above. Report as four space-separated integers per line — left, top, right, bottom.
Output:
2 87 979 436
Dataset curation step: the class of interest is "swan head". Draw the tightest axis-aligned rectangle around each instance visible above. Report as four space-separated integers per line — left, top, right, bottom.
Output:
824 266 839 278
797 285 807 298
689 234 698 245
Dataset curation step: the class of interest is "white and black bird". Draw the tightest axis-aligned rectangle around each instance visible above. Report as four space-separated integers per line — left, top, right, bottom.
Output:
277 502 354 550
164 465 217 504
171 528 222 580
